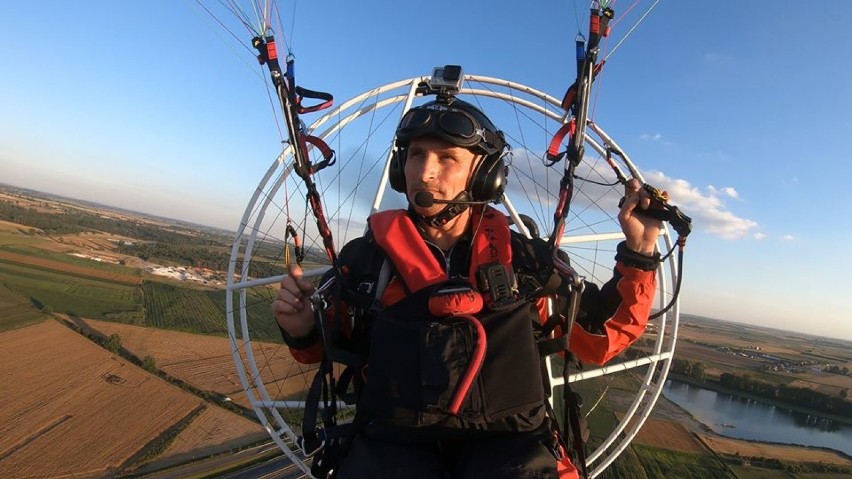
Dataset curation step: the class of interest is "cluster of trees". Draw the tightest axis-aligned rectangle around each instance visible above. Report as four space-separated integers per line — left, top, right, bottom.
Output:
142 355 157 373
119 242 228 269
671 358 707 381
105 333 122 353
823 364 851 376
719 372 852 416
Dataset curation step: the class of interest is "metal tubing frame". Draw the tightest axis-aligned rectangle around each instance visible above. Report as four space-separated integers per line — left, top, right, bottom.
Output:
225 73 681 478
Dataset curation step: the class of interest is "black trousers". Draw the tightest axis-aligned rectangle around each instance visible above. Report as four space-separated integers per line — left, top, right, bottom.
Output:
333 422 571 479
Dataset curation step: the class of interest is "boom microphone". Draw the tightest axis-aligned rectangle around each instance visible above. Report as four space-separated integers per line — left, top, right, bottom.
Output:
414 191 491 208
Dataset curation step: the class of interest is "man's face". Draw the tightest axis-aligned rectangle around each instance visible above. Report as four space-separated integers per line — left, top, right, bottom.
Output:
404 136 479 217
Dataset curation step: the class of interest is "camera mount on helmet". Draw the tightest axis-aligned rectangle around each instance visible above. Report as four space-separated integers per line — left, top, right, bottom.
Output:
396 65 506 158
423 65 465 101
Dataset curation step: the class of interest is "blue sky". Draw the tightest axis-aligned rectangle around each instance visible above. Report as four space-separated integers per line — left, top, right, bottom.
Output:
1 1 850 341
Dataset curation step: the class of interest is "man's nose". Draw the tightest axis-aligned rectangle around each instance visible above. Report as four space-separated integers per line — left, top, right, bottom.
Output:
417 154 440 182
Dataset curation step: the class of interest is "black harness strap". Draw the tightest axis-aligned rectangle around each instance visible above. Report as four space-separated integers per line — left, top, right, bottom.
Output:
566 381 590 478
299 237 389 478
537 282 589 478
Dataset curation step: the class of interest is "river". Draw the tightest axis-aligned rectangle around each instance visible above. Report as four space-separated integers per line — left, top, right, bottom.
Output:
663 380 852 456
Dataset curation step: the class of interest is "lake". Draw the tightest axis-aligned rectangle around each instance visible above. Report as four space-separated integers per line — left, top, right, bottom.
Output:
663 380 852 456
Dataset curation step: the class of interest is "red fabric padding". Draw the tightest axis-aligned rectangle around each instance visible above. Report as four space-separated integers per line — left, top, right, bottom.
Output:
369 210 446 293
428 288 484 317
379 277 407 307
557 456 579 479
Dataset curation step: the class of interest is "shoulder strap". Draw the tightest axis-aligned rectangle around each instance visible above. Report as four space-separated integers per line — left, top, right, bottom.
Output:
369 207 514 295
369 209 446 293
469 206 513 279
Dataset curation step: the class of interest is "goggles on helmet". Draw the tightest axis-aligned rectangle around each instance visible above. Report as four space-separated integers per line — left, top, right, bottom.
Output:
395 102 505 156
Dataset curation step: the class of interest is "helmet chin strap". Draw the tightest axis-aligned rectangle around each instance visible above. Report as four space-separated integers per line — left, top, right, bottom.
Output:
414 192 472 229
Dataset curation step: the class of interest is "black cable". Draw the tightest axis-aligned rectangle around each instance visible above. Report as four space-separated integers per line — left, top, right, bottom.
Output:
650 241 685 320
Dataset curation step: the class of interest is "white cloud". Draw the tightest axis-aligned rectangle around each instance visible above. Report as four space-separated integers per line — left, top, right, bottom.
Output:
643 171 758 240
782 234 795 241
706 185 738 198
640 133 662 141
498 151 760 242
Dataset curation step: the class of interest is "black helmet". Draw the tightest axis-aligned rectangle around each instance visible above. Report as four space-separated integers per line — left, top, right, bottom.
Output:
389 96 510 211
394 98 506 156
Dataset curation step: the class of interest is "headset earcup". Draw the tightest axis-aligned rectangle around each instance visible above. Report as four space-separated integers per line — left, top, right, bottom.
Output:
388 149 406 193
469 154 507 202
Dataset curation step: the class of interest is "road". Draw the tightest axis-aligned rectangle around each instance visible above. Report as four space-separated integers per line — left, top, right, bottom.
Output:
135 441 311 479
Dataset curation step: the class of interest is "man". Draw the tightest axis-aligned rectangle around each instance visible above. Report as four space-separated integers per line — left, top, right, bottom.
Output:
273 94 661 478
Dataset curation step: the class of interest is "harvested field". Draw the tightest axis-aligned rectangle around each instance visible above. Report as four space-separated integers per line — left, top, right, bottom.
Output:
629 418 707 454
697 434 852 466
55 231 123 252
0 192 58 213
0 321 202 478
87 319 243 392
679 319 852 363
676 341 763 370
227 363 320 410
680 328 792 355
86 319 312 405
160 406 266 458
0 220 38 233
788 373 852 397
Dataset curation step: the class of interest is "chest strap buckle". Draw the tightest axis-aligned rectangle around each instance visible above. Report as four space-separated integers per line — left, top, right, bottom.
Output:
476 261 518 311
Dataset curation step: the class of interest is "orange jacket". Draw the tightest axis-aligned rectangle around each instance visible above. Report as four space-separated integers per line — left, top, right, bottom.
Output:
285 208 656 367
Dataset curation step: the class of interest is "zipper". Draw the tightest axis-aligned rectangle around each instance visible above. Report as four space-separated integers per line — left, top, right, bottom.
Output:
424 240 453 278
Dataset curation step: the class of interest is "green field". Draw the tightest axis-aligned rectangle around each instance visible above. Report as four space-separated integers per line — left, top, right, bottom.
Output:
625 445 733 479
0 261 143 321
217 285 282 341
0 282 49 331
142 280 227 333
596 446 735 479
0 249 278 338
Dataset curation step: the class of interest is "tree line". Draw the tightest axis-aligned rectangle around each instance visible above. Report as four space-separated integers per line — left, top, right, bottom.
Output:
0 201 221 246
671 358 852 418
823 364 851 376
718 372 852 416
